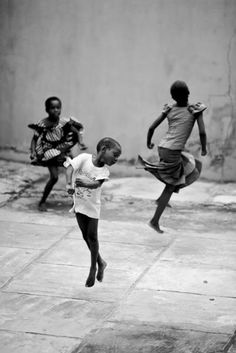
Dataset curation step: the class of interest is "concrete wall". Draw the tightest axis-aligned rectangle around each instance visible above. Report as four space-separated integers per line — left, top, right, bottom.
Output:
0 0 236 180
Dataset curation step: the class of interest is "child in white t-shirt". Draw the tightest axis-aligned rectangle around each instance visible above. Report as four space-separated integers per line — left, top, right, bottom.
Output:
65 137 122 287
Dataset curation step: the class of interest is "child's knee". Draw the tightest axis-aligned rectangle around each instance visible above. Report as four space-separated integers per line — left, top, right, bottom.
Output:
88 232 98 243
166 184 175 193
82 233 88 242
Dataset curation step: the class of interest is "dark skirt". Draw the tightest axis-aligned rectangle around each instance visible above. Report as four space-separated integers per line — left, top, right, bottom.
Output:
138 147 202 193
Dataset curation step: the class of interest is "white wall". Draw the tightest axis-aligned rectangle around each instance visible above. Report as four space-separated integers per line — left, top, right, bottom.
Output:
0 0 236 180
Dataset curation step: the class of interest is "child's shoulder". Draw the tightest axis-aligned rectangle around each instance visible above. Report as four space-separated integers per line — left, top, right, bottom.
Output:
64 153 90 168
161 103 173 115
28 117 49 132
73 152 91 161
74 151 89 157
188 102 207 115
37 117 50 125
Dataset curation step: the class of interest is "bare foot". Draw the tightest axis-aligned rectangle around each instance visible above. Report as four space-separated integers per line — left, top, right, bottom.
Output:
38 202 47 212
148 221 164 234
85 268 96 287
97 260 107 282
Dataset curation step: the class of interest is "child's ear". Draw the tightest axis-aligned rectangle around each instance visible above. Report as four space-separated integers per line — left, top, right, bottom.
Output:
100 145 107 153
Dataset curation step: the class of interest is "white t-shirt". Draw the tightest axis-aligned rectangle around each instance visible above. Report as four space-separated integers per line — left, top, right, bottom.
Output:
66 153 109 219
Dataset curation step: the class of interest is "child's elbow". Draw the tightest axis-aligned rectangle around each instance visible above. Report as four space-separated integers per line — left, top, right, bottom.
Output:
148 126 155 134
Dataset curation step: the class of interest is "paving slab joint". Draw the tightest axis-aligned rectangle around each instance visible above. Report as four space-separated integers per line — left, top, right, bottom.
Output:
223 330 236 352
69 342 85 353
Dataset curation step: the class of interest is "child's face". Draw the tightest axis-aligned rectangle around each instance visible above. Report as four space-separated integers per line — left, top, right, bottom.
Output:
47 100 61 119
103 146 121 166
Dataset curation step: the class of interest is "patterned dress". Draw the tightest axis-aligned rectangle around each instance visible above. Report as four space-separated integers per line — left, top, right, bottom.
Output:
28 117 83 166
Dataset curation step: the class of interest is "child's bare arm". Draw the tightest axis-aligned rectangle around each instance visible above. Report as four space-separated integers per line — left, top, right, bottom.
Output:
30 135 38 159
147 113 167 149
70 125 87 150
75 177 104 189
65 165 75 194
196 113 207 156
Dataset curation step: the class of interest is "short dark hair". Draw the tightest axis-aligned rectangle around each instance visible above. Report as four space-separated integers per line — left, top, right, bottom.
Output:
96 137 122 153
45 96 62 112
170 81 189 101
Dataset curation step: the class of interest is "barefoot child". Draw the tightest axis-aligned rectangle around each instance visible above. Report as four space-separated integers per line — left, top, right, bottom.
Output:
138 80 207 233
29 96 87 211
65 137 122 287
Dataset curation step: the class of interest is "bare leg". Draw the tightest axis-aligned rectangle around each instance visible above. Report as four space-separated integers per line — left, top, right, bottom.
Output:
76 214 107 286
150 185 175 233
76 213 105 270
85 218 100 287
38 165 58 211
156 196 172 208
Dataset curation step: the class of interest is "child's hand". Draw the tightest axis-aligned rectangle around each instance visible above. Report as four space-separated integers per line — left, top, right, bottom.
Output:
201 149 207 156
79 143 88 151
66 132 74 142
75 177 85 187
66 184 75 195
75 176 90 187
30 151 37 160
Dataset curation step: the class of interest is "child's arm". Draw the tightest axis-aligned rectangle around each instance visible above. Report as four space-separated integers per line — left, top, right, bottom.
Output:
196 113 207 156
67 121 87 150
30 135 38 160
147 113 167 149
65 165 75 195
75 176 104 189
71 126 87 149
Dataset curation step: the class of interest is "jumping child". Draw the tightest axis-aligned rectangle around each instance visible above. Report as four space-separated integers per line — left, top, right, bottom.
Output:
138 80 207 233
65 137 122 287
29 96 87 212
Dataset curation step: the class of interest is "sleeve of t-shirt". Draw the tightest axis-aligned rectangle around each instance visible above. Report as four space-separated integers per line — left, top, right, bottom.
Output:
64 153 87 170
95 167 110 181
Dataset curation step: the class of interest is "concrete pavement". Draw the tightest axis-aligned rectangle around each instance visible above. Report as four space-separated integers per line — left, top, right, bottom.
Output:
0 158 236 352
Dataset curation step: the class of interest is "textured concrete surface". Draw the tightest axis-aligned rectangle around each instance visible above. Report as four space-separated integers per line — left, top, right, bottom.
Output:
0 159 236 352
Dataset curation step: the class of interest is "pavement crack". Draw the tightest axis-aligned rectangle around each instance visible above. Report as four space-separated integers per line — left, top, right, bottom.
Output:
0 226 75 290
0 328 82 340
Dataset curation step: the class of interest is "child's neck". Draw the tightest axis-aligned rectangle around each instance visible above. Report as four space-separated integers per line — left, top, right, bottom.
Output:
176 100 188 107
48 115 59 123
92 155 104 168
